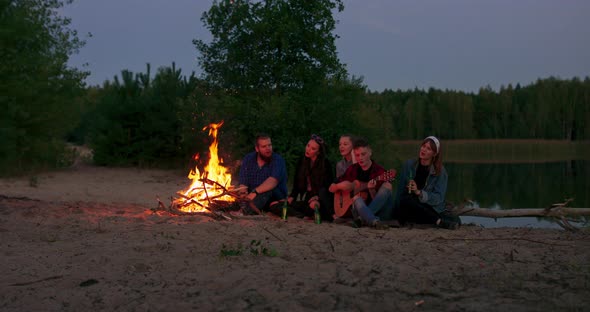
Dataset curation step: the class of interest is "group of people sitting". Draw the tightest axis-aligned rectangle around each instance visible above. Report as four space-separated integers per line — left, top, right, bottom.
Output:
236 133 459 230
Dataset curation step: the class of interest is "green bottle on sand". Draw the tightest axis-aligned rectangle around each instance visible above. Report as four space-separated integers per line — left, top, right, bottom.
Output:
314 203 321 224
281 199 288 221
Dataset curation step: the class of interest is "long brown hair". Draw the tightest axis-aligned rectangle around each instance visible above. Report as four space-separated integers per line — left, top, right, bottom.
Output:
294 135 329 193
423 138 443 176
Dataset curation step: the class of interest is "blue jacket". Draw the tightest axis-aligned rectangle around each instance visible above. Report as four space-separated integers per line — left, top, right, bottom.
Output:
394 159 448 213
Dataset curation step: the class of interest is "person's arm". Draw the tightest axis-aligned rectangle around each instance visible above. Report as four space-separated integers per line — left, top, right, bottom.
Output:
289 157 304 201
245 176 278 201
237 154 250 197
248 154 288 201
329 180 354 192
253 176 279 194
368 164 386 198
329 164 355 193
324 159 334 188
238 153 252 187
396 160 411 196
417 168 448 209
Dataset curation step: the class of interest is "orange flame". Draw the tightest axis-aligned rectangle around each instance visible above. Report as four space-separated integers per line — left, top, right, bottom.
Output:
175 121 234 212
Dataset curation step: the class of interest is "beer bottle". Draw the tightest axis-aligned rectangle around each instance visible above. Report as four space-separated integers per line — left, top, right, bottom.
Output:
281 199 288 221
314 202 321 224
408 169 413 194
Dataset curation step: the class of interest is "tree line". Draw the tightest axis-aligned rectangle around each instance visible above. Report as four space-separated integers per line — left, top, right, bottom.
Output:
363 77 590 141
70 70 589 168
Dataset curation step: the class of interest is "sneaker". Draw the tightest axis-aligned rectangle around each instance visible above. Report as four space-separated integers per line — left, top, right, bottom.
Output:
438 213 461 230
351 218 362 228
372 220 389 230
380 219 401 228
333 217 351 224
438 219 459 230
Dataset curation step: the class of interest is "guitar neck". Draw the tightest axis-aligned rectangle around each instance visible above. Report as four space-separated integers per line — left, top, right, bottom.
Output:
354 170 396 193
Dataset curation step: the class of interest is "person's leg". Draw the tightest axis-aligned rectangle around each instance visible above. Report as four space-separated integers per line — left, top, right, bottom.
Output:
352 197 378 225
395 196 439 225
400 199 439 225
393 196 412 224
413 204 440 224
367 187 393 220
318 188 334 222
248 191 271 214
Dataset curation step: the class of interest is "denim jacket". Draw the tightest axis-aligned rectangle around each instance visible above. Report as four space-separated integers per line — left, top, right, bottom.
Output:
394 159 448 213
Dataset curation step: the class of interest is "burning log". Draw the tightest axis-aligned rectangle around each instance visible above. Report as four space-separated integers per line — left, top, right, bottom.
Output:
153 176 244 221
175 192 206 209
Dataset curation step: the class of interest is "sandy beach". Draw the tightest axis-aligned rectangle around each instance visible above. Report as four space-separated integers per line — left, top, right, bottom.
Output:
1 164 589 311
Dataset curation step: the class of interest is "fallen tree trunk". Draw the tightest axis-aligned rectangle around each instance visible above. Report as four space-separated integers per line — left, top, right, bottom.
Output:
449 206 590 218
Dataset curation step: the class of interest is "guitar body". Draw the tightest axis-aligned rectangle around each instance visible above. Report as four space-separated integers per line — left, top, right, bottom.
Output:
334 190 354 218
332 169 397 218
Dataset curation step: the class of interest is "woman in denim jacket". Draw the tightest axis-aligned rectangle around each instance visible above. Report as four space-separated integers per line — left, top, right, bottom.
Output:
393 136 457 229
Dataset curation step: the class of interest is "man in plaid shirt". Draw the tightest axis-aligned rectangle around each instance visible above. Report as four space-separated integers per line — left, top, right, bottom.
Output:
238 134 288 214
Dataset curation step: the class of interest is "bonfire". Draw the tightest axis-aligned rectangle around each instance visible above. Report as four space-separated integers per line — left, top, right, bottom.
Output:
172 121 241 215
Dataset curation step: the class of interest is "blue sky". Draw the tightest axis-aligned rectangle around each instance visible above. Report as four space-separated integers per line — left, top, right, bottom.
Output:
62 0 590 93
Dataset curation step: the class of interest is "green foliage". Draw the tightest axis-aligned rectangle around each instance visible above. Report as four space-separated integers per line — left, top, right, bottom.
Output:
82 64 206 168
219 239 278 258
194 0 345 94
0 0 88 175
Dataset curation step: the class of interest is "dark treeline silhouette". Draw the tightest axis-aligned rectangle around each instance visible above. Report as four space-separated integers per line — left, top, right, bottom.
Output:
67 66 589 172
70 64 365 171
363 77 590 141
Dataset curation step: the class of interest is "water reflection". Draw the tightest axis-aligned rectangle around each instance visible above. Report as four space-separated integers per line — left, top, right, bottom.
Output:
444 160 589 209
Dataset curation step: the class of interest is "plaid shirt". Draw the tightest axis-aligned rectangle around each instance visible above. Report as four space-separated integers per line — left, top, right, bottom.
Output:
238 152 288 199
338 162 386 204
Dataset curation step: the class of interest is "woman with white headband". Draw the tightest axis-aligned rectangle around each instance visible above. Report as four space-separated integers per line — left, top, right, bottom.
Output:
393 136 458 229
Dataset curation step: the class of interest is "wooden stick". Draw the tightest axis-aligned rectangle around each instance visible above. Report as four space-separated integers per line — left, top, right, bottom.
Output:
328 239 335 252
432 236 571 247
262 227 283 242
9 275 63 286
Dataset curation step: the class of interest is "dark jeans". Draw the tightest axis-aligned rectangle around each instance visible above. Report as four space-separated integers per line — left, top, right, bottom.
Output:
394 195 440 225
291 188 334 221
242 190 280 215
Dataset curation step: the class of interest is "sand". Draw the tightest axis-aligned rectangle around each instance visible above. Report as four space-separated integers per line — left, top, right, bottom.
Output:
1 164 589 311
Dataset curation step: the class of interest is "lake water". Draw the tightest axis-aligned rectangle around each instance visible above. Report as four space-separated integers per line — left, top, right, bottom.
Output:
441 160 589 228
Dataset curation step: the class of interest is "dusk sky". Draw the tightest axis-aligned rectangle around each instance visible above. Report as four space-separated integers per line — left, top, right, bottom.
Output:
62 0 590 93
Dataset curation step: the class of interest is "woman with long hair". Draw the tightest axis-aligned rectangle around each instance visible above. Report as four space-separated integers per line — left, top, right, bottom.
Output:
335 134 356 180
393 136 458 229
288 134 334 221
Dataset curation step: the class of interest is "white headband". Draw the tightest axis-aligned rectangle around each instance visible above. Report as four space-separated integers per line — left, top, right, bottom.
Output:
424 136 440 154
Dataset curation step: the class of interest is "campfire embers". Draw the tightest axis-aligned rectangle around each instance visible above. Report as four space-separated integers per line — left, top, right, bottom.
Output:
160 121 243 219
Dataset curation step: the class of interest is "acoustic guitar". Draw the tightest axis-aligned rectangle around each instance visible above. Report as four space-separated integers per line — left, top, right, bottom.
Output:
333 169 397 218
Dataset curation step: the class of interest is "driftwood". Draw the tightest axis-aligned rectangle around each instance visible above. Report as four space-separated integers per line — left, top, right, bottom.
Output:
447 198 588 231
449 206 590 218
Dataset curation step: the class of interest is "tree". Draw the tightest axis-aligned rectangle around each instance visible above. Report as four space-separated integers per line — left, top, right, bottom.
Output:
0 0 87 175
194 0 346 95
